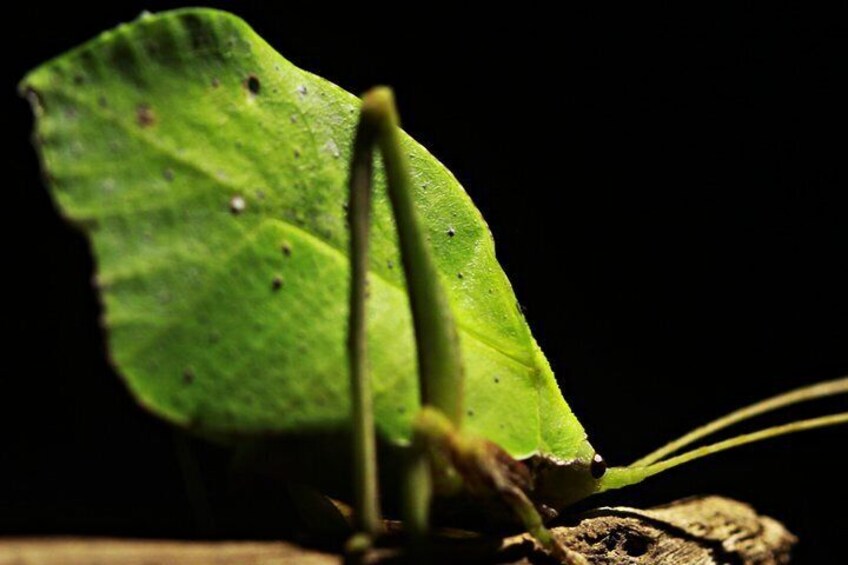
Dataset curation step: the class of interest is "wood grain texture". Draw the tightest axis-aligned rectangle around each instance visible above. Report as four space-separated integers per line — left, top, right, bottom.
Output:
503 495 796 564
0 538 338 565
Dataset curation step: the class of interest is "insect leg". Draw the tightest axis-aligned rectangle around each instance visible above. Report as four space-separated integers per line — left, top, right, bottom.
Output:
412 407 587 564
356 87 465 539
344 88 383 545
353 89 580 561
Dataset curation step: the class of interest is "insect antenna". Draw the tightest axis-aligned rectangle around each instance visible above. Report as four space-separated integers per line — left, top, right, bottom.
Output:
631 411 847 478
633 375 848 467
596 376 848 493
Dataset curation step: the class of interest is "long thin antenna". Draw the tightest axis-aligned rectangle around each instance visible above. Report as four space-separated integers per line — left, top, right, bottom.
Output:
637 412 848 477
600 411 848 492
632 376 848 467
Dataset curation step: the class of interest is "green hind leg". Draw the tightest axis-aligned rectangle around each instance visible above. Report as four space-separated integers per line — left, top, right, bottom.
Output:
344 90 384 554
346 86 464 549
345 87 583 563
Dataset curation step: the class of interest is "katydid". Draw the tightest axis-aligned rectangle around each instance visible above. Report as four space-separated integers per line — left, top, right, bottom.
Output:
20 8 847 560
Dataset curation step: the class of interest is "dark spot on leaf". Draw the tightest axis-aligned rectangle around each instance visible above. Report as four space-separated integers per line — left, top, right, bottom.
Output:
467 409 474 417
494 376 500 384
98 96 108 108
229 196 246 214
398 406 406 414
179 11 219 52
272 276 284 291
163 168 174 182
296 84 308 97
294 149 301 159
447 227 456 237
622 534 649 557
182 369 195 384
245 74 260 95
211 77 220 88
387 260 394 270
590 453 607 479
457 272 463 279
73 74 85 85
136 104 155 127
281 243 292 257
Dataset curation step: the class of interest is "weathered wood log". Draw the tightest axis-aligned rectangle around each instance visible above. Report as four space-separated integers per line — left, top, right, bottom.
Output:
0 495 795 564
502 495 796 564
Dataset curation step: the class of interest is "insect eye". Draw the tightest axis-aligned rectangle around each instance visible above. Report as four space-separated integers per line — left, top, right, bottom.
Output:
590 452 607 479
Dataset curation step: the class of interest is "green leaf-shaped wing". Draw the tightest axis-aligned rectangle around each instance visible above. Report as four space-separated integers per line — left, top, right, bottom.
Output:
21 9 592 461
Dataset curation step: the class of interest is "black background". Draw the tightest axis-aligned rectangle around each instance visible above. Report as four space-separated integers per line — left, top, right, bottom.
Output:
3 3 846 562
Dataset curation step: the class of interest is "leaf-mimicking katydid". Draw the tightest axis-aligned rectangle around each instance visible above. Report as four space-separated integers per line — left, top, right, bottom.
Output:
20 8 848 561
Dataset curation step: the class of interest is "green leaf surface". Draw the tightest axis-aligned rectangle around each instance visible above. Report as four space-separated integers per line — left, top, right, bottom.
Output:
22 8 592 462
